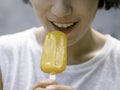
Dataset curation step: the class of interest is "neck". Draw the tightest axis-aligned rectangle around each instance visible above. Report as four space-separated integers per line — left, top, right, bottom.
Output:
67 28 106 65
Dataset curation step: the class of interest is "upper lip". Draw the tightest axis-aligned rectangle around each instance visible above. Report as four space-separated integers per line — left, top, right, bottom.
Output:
48 18 79 23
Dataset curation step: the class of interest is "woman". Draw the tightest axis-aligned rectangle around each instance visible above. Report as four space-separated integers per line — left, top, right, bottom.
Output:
0 0 120 90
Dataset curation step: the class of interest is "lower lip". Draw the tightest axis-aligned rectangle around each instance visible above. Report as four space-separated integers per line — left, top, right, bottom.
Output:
51 22 78 34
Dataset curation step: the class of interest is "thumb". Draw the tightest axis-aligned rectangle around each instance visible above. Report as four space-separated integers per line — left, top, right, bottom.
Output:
31 79 57 89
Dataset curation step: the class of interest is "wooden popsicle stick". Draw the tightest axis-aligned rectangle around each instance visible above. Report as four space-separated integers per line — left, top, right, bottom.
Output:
49 74 56 80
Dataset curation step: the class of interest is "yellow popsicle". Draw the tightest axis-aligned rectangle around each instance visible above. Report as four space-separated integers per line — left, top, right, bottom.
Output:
40 31 67 77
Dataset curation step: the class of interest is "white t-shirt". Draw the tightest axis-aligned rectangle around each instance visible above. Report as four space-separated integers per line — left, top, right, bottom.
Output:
0 27 120 90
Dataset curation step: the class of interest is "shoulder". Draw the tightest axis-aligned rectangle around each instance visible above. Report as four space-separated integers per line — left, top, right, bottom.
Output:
0 27 37 54
102 35 120 62
106 35 120 62
109 36 120 53
101 36 120 74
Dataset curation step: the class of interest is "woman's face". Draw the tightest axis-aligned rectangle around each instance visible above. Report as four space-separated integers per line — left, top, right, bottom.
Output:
30 0 98 46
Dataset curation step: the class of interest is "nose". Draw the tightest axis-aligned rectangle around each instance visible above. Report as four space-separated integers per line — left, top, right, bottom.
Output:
51 0 72 17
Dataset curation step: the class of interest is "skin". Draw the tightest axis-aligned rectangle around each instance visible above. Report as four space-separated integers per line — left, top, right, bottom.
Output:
30 79 74 90
30 0 107 89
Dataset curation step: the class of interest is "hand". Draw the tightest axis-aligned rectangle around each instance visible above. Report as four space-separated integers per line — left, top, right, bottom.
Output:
30 79 74 90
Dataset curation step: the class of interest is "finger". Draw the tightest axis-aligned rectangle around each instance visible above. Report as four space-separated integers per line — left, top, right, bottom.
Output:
31 79 57 90
46 85 74 90
33 87 46 90
34 88 47 90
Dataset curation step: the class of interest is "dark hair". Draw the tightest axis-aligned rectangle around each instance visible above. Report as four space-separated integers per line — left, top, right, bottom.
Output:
23 0 29 4
23 0 120 10
98 0 120 10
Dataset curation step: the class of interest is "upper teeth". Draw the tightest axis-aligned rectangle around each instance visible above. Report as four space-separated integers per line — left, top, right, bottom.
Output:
53 22 74 28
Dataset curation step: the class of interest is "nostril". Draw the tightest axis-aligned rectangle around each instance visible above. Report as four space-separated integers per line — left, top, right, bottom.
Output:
51 3 72 17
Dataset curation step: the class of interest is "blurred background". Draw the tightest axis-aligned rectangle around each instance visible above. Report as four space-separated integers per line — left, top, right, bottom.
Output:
0 0 120 39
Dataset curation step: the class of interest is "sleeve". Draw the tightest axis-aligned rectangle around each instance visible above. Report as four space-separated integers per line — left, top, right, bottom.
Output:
0 70 3 90
0 39 3 90
0 45 3 90
0 36 7 90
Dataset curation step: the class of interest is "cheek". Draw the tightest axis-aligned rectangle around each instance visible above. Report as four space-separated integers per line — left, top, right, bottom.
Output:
30 0 51 16
73 0 98 15
77 5 97 27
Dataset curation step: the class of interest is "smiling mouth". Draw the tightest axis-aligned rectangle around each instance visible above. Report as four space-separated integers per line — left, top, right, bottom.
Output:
50 21 78 33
